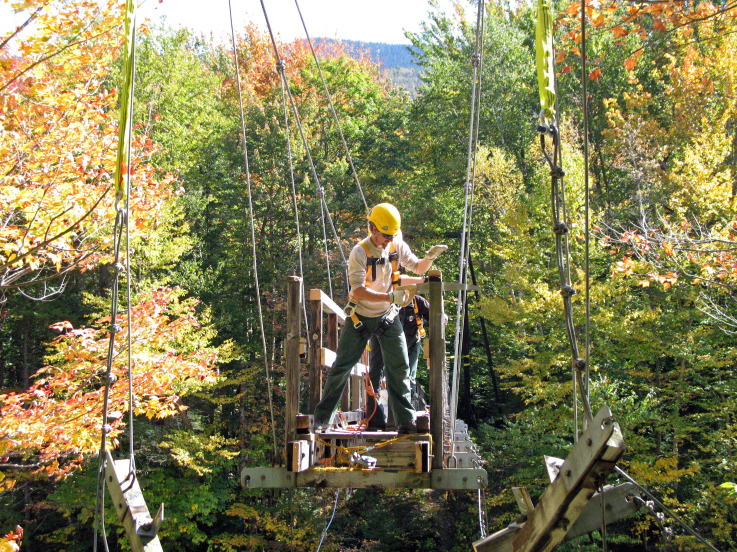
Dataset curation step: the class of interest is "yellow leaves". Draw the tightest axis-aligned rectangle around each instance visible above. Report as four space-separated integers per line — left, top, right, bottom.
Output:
663 242 674 257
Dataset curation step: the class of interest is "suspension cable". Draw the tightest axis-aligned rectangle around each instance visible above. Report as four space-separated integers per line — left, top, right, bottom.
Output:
293 0 369 214
276 59 309 330
615 467 723 552
228 0 278 459
536 0 593 431
93 2 136 548
581 0 592 419
259 0 350 294
450 0 486 454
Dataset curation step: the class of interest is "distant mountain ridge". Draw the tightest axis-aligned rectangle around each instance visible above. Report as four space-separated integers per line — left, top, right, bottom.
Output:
314 38 423 95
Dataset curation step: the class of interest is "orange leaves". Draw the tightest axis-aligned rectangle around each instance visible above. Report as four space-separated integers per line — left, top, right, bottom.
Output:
0 287 227 479
623 56 639 72
612 25 628 38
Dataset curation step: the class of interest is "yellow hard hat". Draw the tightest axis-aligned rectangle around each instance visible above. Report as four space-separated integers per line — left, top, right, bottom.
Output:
368 203 401 236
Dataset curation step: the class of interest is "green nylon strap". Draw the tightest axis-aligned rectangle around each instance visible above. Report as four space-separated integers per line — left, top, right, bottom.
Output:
114 0 136 200
536 0 556 125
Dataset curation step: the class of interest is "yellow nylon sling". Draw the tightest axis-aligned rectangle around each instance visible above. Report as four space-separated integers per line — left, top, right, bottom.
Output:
536 0 556 127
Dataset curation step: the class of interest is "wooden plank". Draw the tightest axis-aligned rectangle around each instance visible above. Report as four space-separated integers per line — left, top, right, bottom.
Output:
309 288 346 322
287 440 312 473
309 292 323 412
474 406 624 552
474 526 519 552
285 276 302 448
241 466 487 489
104 451 164 552
511 405 624 552
320 348 367 375
512 487 535 518
565 482 640 540
428 271 447 470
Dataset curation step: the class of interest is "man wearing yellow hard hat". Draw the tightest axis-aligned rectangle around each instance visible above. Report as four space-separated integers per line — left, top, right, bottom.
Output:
313 203 447 434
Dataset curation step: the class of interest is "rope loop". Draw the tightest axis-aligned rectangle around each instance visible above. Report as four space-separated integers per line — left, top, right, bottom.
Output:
560 285 576 298
111 323 122 334
553 222 568 235
574 358 586 371
275 59 286 74
316 185 325 198
471 52 481 67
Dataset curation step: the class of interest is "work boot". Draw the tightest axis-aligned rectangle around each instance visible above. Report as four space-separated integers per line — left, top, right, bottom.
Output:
397 420 417 435
313 418 329 432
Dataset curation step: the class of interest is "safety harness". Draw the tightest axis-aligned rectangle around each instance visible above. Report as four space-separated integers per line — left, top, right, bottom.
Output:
344 237 426 340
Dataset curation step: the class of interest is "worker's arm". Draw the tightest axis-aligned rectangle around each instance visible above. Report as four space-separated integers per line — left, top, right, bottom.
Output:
411 244 449 275
352 285 408 305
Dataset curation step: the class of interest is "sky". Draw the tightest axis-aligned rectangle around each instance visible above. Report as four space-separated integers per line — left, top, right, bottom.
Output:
136 0 453 44
0 1 455 45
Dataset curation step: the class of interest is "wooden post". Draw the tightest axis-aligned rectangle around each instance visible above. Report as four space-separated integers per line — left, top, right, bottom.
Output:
428 271 447 470
309 295 323 412
285 276 302 448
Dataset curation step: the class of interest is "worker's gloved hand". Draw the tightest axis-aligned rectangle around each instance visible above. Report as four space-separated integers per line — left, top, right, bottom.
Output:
388 289 409 306
425 244 448 260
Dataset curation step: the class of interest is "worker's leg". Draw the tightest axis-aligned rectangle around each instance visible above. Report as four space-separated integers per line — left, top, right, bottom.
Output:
407 339 421 408
314 317 374 425
366 336 387 428
378 317 414 426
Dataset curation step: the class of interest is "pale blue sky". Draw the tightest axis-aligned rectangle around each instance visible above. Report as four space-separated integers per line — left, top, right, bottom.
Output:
137 0 455 44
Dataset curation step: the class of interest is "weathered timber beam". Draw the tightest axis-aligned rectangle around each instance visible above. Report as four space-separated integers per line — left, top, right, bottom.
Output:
105 451 164 552
309 288 346 322
474 405 625 552
241 466 487 489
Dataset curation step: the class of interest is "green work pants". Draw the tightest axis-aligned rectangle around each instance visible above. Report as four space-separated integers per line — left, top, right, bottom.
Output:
314 312 415 426
369 336 425 423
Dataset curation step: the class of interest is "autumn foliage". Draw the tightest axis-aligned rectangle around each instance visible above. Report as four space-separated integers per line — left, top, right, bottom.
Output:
0 0 172 299
0 287 224 484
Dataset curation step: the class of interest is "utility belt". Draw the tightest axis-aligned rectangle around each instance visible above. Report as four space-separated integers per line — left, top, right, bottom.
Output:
344 300 399 339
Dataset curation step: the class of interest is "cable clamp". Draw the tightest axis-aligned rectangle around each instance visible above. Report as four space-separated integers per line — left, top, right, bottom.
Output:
553 222 569 235
471 52 481 67
550 166 565 178
574 358 586 371
560 285 576 298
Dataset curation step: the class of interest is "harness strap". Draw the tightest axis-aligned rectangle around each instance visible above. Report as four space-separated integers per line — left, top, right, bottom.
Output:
413 298 426 339
346 237 400 332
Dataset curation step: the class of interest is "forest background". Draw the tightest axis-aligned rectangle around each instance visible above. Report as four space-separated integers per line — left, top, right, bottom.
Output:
1 0 736 550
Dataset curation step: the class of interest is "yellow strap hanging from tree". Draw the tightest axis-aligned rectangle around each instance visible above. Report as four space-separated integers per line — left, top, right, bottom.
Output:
114 0 136 200
536 0 556 127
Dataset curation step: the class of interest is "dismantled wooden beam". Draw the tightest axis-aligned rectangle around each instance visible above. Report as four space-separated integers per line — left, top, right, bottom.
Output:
241 466 488 489
105 451 164 552
474 405 625 552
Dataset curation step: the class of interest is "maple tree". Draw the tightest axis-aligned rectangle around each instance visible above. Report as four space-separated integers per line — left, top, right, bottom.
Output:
0 286 227 487
0 0 171 301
